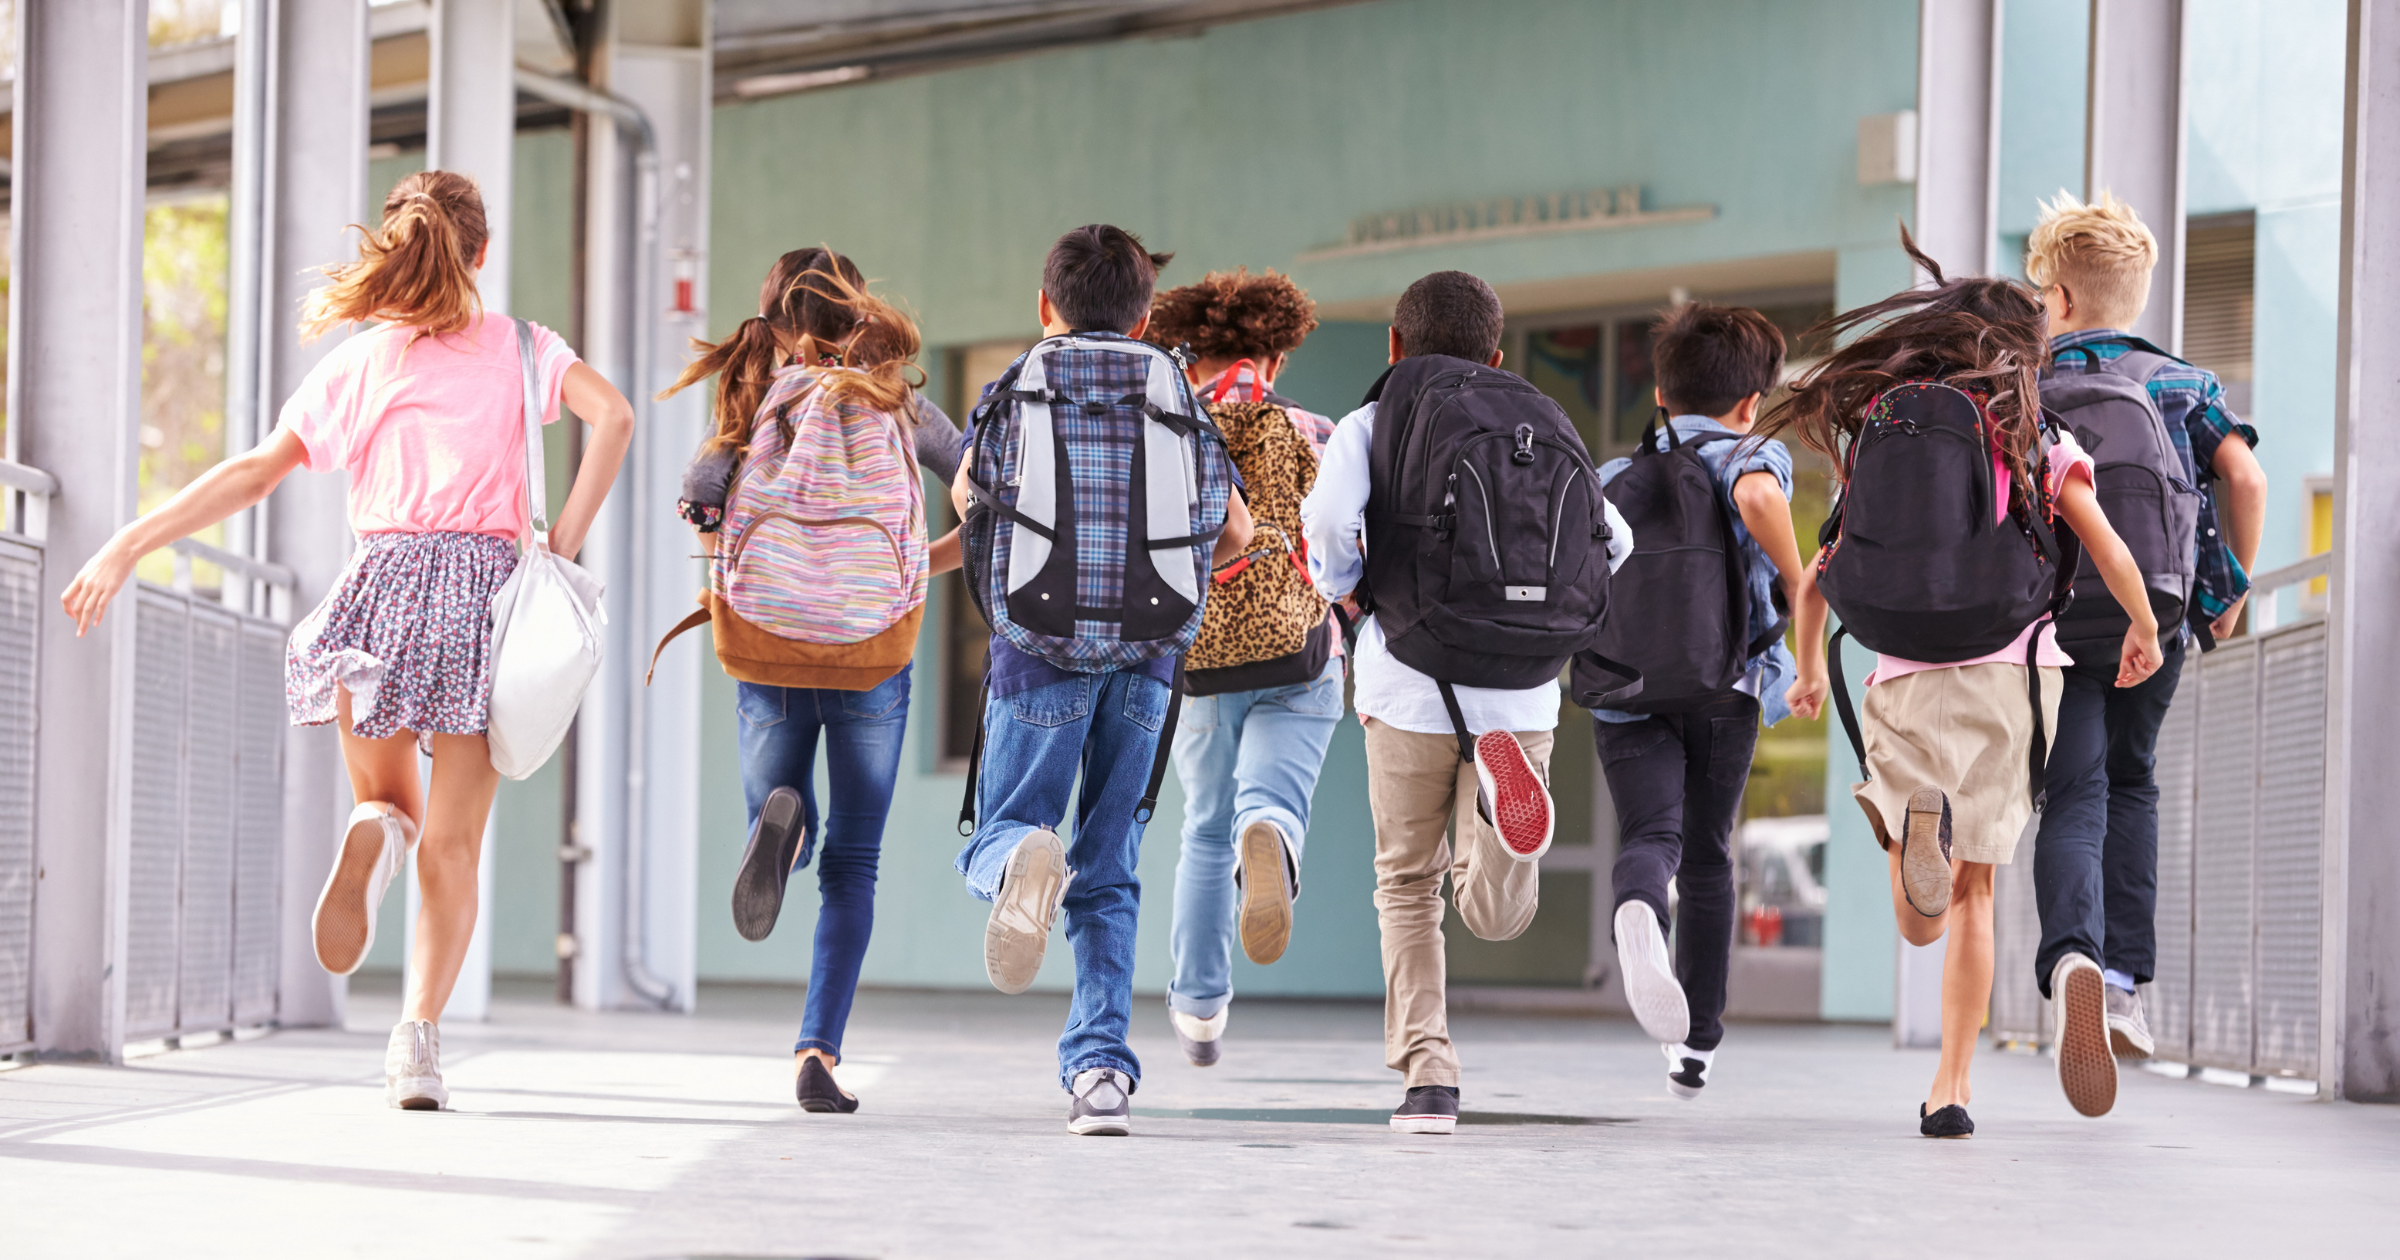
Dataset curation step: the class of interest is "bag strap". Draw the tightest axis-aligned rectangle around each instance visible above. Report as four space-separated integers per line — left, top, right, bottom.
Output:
646 604 713 687
1828 625 1868 780
957 673 992 837
1133 659 1188 824
2025 622 2049 808
514 318 549 538
1436 679 1475 764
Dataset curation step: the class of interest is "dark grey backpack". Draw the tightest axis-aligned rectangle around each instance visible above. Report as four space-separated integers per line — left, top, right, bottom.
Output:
2039 337 2203 649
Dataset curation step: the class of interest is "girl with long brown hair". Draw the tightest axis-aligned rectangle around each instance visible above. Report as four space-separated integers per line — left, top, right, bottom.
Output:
1768 235 2163 1137
61 170 637 1110
662 247 961 1114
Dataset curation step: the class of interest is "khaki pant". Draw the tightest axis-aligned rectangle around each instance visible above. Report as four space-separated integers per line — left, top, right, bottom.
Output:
1363 719 1551 1087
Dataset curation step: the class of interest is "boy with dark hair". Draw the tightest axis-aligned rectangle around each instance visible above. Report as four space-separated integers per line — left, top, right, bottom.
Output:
1303 270 1632 1133
950 225 1252 1135
1584 303 1807 1101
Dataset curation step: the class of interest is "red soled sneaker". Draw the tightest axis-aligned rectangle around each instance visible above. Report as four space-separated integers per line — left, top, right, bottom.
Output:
1473 730 1553 862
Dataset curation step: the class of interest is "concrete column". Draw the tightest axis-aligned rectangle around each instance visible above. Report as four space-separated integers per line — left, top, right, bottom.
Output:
1914 0 2004 278
571 0 709 1012
2327 0 2400 1102
12 0 150 1061
2085 0 2187 353
258 0 369 1031
428 0 516 314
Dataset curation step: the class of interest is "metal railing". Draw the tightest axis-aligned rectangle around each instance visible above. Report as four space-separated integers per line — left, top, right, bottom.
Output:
0 459 52 1054
122 539 295 1042
1990 555 2331 1086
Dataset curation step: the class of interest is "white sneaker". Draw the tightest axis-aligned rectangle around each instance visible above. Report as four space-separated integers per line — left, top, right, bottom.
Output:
1664 1042 1714 1100
1615 899 1690 1044
385 1019 448 1111
313 802 416 976
984 829 1070 995
1170 1006 1228 1067
1067 1067 1133 1136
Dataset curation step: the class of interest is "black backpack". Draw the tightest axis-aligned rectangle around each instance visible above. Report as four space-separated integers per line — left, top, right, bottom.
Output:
1572 412 1787 714
2040 336 2204 650
1358 354 1634 757
1817 381 2076 803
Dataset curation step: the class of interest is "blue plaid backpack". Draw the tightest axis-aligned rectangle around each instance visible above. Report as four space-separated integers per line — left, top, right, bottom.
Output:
960 333 1235 671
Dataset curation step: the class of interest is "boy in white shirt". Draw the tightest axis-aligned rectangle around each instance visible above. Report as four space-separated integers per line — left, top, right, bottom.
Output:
1301 271 1632 1133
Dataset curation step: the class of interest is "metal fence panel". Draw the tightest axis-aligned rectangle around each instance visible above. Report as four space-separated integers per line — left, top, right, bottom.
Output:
0 538 39 1052
2190 641 2259 1071
126 593 190 1038
232 624 284 1024
1989 817 2048 1044
2255 624 2327 1075
2149 662 2200 1064
177 610 241 1033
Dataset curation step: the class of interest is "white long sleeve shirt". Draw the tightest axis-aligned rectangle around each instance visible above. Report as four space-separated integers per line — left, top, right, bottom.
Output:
1299 399 1633 737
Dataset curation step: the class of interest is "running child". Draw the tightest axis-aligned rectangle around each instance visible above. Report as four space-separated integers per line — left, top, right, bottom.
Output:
1772 237 2163 1137
1145 268 1344 1068
949 226 1250 1135
60 170 636 1111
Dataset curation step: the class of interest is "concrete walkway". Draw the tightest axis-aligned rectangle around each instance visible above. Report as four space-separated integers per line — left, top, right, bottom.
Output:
3 979 2392 1258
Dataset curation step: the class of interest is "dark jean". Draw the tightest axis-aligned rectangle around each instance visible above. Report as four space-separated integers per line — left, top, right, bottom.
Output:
2033 637 2186 995
736 664 912 1060
955 668 1167 1090
1594 692 1760 1052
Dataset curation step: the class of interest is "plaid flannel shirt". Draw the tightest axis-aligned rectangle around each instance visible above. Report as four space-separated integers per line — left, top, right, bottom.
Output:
2047 328 2261 627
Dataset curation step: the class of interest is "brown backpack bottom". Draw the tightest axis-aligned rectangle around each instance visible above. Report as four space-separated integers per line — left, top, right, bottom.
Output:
649 592 921 692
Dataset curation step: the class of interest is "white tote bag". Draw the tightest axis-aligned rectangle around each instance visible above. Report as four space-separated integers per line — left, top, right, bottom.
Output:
485 318 607 780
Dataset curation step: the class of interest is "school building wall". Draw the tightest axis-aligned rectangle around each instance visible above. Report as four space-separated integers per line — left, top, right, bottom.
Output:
354 0 2349 1024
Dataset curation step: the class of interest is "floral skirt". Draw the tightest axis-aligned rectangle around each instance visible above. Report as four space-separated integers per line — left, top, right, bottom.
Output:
286 531 520 749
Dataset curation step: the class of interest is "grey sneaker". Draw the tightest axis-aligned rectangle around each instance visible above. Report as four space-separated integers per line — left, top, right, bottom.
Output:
1067 1067 1133 1136
985 829 1070 995
2107 985 2156 1059
385 1019 447 1111
1899 786 1954 917
2052 952 2117 1117
1390 1084 1459 1134
1169 1006 1226 1067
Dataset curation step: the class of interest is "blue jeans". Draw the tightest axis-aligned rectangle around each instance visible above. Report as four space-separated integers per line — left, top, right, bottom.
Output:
1166 656 1344 1018
954 668 1168 1090
2033 638 2185 995
736 665 911 1060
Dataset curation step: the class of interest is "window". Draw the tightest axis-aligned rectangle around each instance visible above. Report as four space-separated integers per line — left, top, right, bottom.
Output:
938 339 1036 765
2184 212 2255 416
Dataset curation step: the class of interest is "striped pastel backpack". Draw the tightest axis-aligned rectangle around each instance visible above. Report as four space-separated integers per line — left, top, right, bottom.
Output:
650 366 928 691
959 333 1235 672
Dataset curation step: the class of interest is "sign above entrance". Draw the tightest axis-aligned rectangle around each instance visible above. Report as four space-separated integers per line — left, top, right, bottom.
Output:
1298 185 1715 262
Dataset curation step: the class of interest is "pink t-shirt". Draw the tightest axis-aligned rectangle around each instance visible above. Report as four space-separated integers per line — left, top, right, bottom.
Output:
1869 429 2096 685
277 312 580 539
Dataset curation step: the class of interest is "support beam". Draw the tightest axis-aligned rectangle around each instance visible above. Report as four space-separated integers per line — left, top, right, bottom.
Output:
2327 0 2400 1102
12 0 150 1062
258 0 370 1031
1914 0 2004 278
2085 0 2187 352
428 0 516 314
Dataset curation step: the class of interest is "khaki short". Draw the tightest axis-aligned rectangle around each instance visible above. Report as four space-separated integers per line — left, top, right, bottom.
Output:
1851 661 2061 866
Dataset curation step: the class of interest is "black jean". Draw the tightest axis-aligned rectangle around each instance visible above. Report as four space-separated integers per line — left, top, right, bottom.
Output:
2032 637 2187 996
1594 693 1760 1051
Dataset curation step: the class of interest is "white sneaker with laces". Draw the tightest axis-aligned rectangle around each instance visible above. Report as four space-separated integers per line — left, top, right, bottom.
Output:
1067 1067 1132 1136
313 803 416 976
985 829 1071 995
385 1019 448 1111
1614 899 1690 1043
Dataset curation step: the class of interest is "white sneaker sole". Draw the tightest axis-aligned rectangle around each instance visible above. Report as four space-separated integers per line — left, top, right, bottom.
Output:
1615 900 1690 1044
1390 1114 1456 1134
985 830 1067 995
388 1076 448 1111
313 806 406 977
2056 959 2118 1117
1067 1114 1131 1136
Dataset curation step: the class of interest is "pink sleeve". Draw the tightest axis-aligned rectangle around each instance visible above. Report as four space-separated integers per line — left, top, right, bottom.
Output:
272 340 357 473
2045 429 2096 498
529 322 582 425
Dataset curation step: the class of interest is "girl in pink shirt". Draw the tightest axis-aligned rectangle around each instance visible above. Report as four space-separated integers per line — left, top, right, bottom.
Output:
61 170 635 1112
1764 241 2163 1139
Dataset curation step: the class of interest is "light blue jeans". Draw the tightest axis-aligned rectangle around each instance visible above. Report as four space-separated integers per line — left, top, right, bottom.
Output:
955 668 1168 1090
1166 655 1345 1019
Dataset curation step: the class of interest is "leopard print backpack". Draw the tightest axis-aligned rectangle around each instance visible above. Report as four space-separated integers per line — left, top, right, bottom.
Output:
1184 365 1334 695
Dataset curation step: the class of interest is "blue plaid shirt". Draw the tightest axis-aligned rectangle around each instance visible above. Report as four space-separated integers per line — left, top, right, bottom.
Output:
2046 328 2260 631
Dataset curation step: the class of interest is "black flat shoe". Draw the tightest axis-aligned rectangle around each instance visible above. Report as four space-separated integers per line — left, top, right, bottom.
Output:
796 1055 858 1114
732 786 806 942
1919 1102 1973 1138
